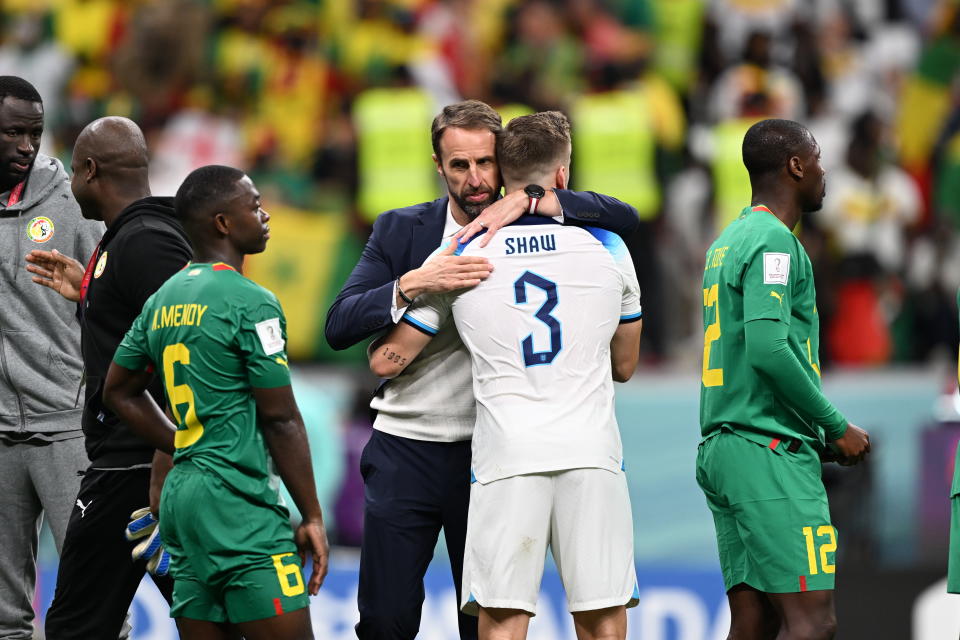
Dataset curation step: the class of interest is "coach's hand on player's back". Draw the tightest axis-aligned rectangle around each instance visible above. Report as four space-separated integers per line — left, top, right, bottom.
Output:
296 518 330 595
25 249 85 302
399 240 492 300
832 422 871 465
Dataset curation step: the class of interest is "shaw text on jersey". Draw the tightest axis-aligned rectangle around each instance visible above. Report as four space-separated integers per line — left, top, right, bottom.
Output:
505 234 557 255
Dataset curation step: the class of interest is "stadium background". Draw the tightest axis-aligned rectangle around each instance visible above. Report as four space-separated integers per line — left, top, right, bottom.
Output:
6 0 960 637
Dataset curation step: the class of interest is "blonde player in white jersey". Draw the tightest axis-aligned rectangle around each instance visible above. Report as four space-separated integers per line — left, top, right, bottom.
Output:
370 111 643 640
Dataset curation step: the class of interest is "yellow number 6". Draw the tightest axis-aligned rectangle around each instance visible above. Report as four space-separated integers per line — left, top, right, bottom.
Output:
162 343 205 449
702 284 723 387
271 553 306 597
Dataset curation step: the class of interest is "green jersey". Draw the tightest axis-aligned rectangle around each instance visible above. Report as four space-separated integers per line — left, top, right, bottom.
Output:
953 288 960 498
700 205 827 450
114 262 291 509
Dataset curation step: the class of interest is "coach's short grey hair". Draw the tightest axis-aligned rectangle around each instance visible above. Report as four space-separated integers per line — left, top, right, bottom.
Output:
431 100 502 159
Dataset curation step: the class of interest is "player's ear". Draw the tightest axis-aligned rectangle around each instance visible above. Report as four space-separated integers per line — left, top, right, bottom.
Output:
788 155 803 181
213 212 230 235
432 153 443 176
84 157 97 183
555 165 567 190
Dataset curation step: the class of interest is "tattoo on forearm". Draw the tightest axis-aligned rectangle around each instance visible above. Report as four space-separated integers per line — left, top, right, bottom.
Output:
381 347 407 366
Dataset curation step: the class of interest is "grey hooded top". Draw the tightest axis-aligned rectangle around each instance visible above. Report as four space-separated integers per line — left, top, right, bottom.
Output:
0 153 104 434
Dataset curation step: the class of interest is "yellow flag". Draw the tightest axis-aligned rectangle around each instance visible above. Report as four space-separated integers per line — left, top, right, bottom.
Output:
245 205 345 359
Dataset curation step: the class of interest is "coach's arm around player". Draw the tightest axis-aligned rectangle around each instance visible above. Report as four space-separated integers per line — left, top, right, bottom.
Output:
368 246 645 384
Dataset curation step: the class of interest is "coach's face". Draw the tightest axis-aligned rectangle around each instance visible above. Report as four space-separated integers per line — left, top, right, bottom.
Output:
70 149 97 220
0 96 42 191
434 127 500 223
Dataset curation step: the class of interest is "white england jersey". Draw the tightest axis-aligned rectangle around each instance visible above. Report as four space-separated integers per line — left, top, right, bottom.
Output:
405 217 641 483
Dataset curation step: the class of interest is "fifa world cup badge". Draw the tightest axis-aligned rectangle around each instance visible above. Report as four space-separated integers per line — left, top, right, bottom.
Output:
27 216 54 243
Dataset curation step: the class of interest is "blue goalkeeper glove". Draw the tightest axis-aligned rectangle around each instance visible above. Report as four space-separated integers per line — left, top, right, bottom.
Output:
126 507 171 577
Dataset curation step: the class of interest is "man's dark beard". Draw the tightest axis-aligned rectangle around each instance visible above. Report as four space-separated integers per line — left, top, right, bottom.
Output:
803 188 826 213
452 189 493 220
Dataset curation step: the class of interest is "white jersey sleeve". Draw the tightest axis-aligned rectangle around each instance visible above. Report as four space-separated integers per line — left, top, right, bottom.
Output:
402 291 452 336
602 229 642 323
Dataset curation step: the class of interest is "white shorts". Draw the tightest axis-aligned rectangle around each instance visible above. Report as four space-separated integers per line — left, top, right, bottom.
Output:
460 467 638 616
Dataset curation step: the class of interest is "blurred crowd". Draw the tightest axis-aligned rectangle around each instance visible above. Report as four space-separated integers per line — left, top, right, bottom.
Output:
4 0 960 366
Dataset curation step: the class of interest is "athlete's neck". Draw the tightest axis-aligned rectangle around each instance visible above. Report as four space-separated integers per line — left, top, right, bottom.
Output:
750 192 801 231
193 248 244 274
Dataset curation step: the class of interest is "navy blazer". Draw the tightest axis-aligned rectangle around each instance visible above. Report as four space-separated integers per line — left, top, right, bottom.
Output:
325 190 640 350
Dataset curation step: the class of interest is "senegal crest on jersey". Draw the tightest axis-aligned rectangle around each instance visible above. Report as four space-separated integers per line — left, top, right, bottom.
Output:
94 251 108 278
27 216 54 243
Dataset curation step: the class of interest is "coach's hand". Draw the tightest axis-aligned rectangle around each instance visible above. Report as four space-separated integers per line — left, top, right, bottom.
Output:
126 507 171 576
25 249 85 302
456 188 562 247
296 518 329 595
397 241 492 304
831 422 870 466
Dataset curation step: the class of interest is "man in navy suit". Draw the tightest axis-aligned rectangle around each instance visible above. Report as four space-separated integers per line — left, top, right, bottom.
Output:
325 100 640 640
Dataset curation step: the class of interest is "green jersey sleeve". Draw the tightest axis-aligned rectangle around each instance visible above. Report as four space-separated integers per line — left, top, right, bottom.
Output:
741 227 797 325
113 306 154 372
954 288 960 496
236 300 292 389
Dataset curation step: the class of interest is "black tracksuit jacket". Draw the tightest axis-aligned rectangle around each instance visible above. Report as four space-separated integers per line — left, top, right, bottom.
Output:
79 196 192 468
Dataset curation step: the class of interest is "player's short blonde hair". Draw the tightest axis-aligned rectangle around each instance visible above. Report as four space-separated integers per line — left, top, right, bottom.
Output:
496 111 571 185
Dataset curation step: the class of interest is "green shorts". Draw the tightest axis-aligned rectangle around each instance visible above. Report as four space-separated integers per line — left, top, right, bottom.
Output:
948 495 960 594
159 464 309 623
696 429 837 593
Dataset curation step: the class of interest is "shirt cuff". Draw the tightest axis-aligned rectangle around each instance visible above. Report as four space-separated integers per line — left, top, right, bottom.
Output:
390 280 407 324
823 410 848 441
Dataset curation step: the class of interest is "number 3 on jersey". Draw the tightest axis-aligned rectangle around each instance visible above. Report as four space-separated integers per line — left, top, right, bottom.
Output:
514 271 562 367
162 343 205 448
702 284 723 387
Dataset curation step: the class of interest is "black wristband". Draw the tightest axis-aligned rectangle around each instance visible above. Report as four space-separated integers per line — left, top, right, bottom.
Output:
397 280 414 305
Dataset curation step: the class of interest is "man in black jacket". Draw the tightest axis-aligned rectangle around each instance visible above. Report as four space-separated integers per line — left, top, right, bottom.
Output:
26 116 192 639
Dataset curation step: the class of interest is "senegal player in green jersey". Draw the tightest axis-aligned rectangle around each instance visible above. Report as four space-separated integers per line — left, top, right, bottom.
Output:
949 289 960 597
697 120 870 640
104 165 327 640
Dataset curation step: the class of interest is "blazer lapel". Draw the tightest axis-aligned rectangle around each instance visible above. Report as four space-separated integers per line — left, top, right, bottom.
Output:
410 197 448 267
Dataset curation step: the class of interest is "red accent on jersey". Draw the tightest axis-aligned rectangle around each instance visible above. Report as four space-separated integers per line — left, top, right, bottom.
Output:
768 438 781 450
212 263 236 272
273 597 283 616
799 575 808 592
